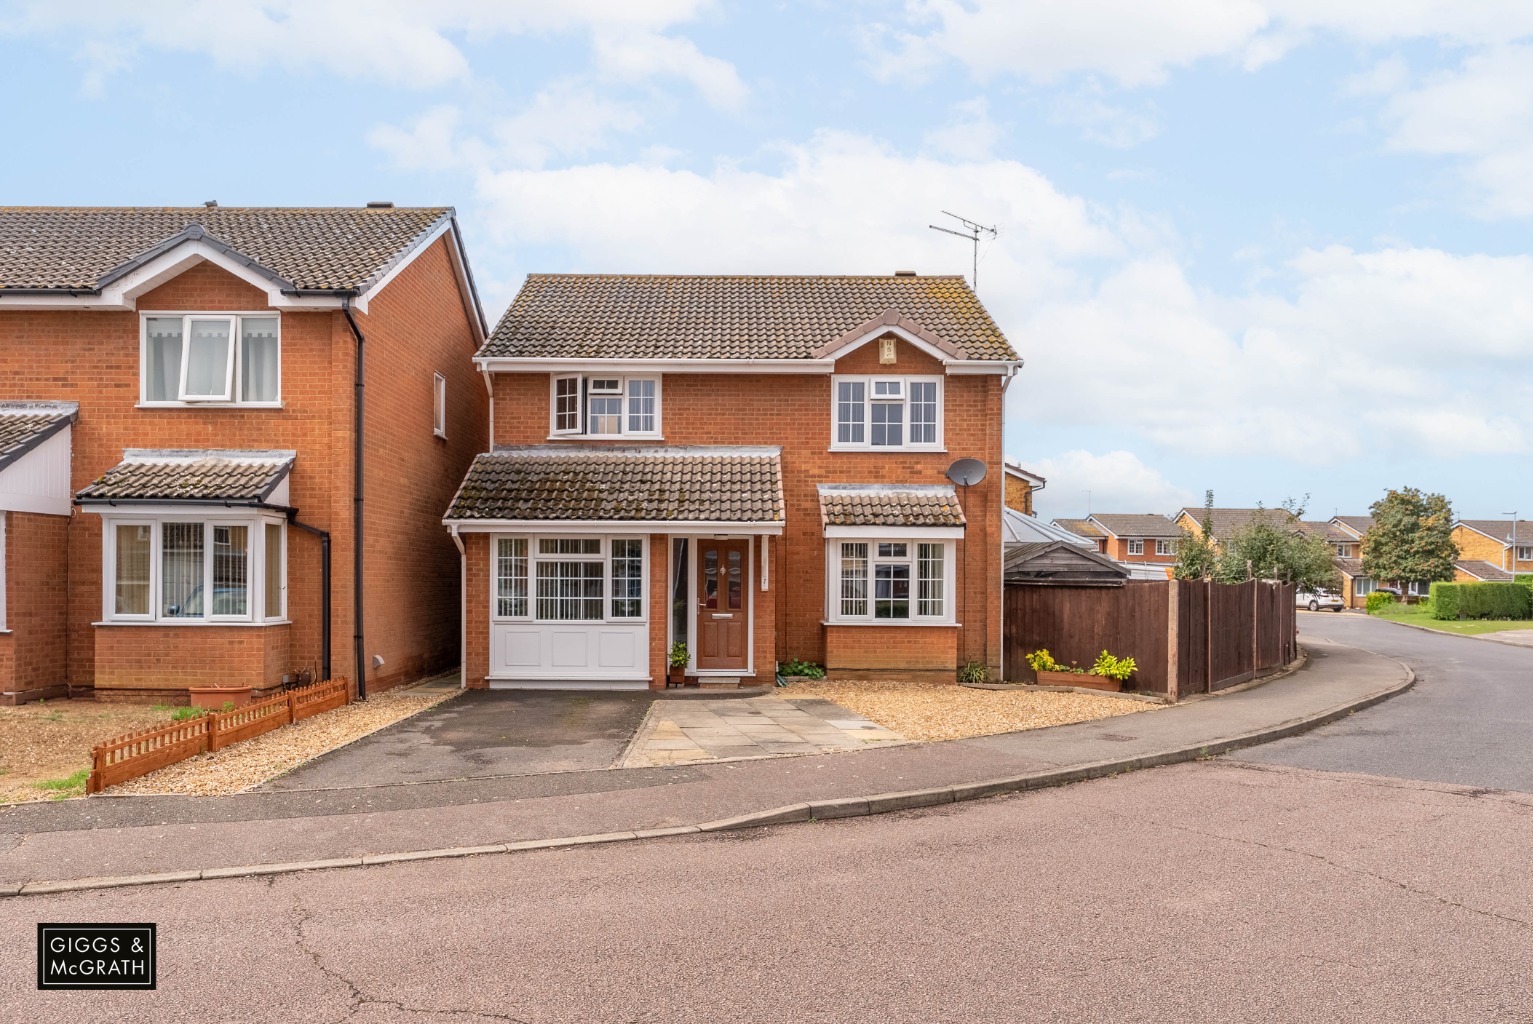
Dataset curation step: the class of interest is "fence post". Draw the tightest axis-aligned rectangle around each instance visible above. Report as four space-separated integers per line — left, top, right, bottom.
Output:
287 690 298 724
1166 579 1180 702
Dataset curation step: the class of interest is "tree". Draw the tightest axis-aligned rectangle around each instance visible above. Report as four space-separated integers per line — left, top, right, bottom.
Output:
1363 487 1458 585
1213 497 1341 591
1174 489 1219 580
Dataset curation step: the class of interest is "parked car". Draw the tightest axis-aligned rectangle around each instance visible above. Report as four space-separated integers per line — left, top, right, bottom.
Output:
1296 589 1344 612
1374 585 1403 598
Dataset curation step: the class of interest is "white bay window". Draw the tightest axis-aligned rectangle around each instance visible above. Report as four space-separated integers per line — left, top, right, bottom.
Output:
832 375 942 450
830 539 953 623
103 516 286 623
549 375 661 438
142 314 280 406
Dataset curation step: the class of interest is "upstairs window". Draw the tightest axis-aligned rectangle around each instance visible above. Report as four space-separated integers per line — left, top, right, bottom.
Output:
433 373 447 438
550 375 661 438
832 376 941 450
1155 539 1176 557
143 314 279 405
1517 545 1532 562
1127 540 1144 555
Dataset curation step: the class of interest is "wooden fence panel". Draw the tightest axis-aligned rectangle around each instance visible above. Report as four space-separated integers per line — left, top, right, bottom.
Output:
88 718 211 794
209 692 292 751
1177 582 1209 696
291 678 349 722
1003 583 1170 693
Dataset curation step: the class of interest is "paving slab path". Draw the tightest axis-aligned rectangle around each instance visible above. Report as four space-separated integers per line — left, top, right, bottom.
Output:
620 696 905 766
0 639 1408 892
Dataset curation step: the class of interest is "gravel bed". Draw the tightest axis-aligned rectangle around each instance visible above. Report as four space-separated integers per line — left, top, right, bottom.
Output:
778 677 1154 742
108 684 459 797
0 701 176 803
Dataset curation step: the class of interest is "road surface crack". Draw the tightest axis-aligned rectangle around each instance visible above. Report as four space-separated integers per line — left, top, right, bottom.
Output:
284 886 531 1023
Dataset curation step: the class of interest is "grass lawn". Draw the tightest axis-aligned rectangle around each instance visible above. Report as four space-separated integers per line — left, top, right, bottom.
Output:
1371 602 1533 636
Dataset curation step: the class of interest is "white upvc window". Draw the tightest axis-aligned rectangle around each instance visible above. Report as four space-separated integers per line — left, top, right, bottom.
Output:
1155 539 1176 557
141 313 281 406
1516 545 1532 562
433 372 447 438
1333 543 1352 557
831 375 942 450
1407 580 1433 597
549 375 661 438
102 515 286 623
1354 577 1376 597
830 539 953 623
493 535 646 623
1127 539 1144 555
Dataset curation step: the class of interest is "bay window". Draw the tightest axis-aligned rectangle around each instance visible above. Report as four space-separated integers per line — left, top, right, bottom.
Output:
142 314 280 405
549 375 661 438
832 375 942 450
103 517 286 623
494 536 646 623
832 539 952 623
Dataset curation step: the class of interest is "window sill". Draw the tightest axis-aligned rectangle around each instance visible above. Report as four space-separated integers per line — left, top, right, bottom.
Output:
545 434 664 443
490 619 648 626
136 401 285 410
94 619 292 628
821 620 960 628
827 446 947 454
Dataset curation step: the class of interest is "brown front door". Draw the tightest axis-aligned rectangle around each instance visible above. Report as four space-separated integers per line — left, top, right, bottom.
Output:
695 538 749 671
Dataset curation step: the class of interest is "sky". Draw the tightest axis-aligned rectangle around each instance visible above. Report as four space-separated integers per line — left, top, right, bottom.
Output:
2 1 1530 523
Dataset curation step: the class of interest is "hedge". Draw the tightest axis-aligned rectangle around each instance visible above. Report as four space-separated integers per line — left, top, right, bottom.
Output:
1366 591 1398 615
1430 581 1531 620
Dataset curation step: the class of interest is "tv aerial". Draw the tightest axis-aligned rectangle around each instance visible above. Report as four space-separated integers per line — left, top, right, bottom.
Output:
929 210 998 291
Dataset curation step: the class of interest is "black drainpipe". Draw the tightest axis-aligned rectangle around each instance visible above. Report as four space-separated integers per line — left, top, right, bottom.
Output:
341 296 367 700
287 515 331 682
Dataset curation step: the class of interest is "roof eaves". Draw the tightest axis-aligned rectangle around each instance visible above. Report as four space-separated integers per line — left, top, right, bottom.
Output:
0 402 77 471
97 224 296 293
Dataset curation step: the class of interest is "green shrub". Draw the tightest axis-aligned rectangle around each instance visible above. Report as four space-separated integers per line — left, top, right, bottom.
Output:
1365 591 1398 614
780 658 825 679
668 642 688 669
1457 581 1532 620
170 705 206 721
957 660 989 685
1429 581 1461 620
1091 650 1137 683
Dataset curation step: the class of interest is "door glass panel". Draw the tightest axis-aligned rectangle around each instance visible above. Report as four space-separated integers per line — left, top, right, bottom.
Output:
727 549 742 609
703 548 718 608
671 539 689 644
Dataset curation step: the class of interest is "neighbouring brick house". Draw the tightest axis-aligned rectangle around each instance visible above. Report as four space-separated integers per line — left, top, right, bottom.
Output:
1003 460 1045 516
0 206 487 703
1054 514 1178 577
1452 519 1533 579
443 274 1019 689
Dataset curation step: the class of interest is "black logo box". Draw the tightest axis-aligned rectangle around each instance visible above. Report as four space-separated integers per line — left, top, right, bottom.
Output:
37 923 156 990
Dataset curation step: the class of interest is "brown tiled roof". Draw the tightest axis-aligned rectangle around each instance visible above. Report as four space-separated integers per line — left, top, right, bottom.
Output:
818 485 965 528
1333 557 1366 577
1177 507 1314 542
0 402 75 471
1458 519 1533 543
1455 559 1514 581
1053 518 1105 539
0 207 451 293
76 450 295 504
1088 513 1182 539
1333 516 1374 538
478 274 1017 362
444 446 784 524
1302 520 1354 544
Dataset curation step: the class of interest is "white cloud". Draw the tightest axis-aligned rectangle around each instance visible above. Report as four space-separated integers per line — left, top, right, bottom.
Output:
1030 450 1196 519
922 97 1004 160
1048 82 1161 148
591 30 746 110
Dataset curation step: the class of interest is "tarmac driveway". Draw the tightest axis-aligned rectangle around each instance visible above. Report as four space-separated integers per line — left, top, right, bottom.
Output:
260 691 658 791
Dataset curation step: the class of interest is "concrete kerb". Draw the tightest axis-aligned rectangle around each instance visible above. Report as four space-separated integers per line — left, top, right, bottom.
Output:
1369 612 1533 650
1 657 1415 900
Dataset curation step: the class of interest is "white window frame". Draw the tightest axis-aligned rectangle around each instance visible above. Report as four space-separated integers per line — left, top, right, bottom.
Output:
547 375 662 439
1354 577 1376 597
1155 539 1176 557
0 512 6 631
491 534 648 625
1407 580 1433 597
1127 539 1145 556
433 372 448 439
829 375 944 451
99 513 287 625
1516 545 1532 562
825 537 955 625
139 312 283 408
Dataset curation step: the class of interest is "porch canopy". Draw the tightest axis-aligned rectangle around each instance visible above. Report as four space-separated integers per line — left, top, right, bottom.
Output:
443 445 785 532
75 449 296 509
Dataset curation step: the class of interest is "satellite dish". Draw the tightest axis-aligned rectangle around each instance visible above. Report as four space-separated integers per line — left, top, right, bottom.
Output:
946 458 987 487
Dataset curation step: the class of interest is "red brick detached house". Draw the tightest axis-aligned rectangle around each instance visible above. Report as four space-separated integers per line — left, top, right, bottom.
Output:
0 206 487 703
444 274 1020 690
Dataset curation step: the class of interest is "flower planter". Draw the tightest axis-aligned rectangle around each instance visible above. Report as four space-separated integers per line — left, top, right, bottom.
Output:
667 666 687 688
1036 670 1121 692
188 686 254 709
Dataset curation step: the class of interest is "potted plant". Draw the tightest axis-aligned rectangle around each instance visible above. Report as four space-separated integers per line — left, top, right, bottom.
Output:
188 683 255 708
1024 648 1137 692
668 642 688 687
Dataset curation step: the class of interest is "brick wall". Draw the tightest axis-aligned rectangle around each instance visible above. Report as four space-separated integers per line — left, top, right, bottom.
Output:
825 624 958 672
93 623 290 700
0 242 485 700
462 532 490 689
1 511 71 697
489 333 1004 677
1004 478 1033 516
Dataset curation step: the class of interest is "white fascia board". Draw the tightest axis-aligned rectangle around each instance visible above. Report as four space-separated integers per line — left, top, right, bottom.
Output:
445 518 785 535
823 525 965 538
476 357 835 375
944 361 1020 375
79 503 288 520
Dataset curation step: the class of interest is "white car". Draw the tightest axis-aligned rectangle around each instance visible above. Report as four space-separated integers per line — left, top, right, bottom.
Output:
1296 589 1345 612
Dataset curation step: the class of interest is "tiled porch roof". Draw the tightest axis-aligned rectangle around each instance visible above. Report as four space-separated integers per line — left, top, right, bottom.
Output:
817 484 966 528
76 450 296 504
1455 559 1514 581
0 401 76 471
444 446 784 524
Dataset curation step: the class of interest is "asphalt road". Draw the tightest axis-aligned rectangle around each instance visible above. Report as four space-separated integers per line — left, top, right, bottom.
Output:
4 758 1529 1023
1241 613 1533 791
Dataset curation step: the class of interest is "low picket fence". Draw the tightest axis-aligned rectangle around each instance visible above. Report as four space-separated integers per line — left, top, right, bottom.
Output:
86 678 351 795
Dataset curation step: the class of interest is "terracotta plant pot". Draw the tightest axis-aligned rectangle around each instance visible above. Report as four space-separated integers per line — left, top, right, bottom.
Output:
667 666 686 687
1036 670 1122 692
188 686 254 709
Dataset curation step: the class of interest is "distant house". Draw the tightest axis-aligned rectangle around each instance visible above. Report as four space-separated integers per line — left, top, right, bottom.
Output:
1053 513 1178 578
1173 506 1350 554
1452 519 1533 577
1454 560 1514 583
1002 461 1046 517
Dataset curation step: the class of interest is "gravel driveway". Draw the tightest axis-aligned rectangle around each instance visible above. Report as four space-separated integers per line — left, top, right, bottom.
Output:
259 691 658 790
